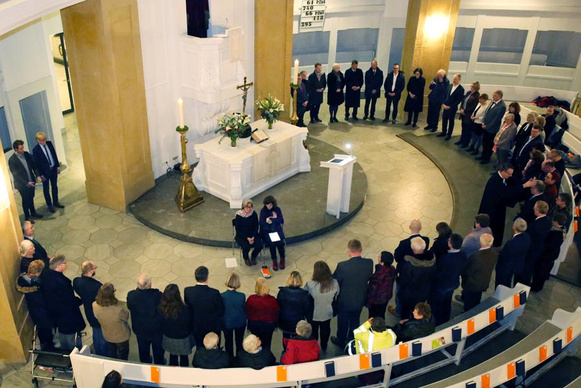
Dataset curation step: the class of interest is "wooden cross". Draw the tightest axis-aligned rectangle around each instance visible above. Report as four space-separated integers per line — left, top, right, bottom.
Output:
236 76 254 116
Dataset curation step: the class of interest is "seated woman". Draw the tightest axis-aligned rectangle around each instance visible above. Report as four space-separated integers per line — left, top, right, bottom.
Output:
393 302 435 343
281 320 320 365
159 284 192 367
277 271 312 339
234 199 263 266
235 334 276 370
93 283 131 360
246 278 279 350
259 195 286 270
101 370 123 388
193 332 231 369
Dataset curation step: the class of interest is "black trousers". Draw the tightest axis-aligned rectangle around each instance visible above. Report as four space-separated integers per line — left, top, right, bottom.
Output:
481 131 495 161
441 108 458 136
223 326 245 357
235 237 263 261
18 186 36 218
385 94 401 120
364 97 378 118
41 168 59 206
311 319 331 350
462 290 482 312
406 111 419 125
247 320 276 350
426 100 442 128
137 335 165 364
368 303 388 319
310 104 321 121
460 116 473 145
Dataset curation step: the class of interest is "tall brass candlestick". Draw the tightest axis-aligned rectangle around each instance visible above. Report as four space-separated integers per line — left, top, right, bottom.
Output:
175 125 204 212
290 83 299 126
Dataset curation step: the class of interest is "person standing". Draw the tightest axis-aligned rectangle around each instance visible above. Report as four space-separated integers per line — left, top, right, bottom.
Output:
73 260 107 356
159 284 192 367
460 234 498 311
478 90 507 165
365 251 396 319
22 220 49 267
330 239 373 349
456 81 480 147
295 71 309 128
531 213 567 292
8 140 43 222
184 266 225 350
277 271 312 339
32 131 64 213
382 63 405 124
494 114 518 169
403 68 425 128
344 60 363 121
363 60 383 121
307 63 326 124
246 278 279 350
495 218 531 288
93 283 130 360
221 273 247 358
126 274 164 364
424 69 449 132
438 73 465 140
327 64 345 124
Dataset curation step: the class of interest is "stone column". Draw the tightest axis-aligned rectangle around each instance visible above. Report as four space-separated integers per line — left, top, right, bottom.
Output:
61 0 154 212
0 147 30 363
401 0 461 114
254 0 294 122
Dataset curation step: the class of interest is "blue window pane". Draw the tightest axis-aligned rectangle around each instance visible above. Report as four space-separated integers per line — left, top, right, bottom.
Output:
389 28 405 67
336 28 379 63
293 31 331 66
0 107 11 152
451 27 475 62
532 31 581 68
478 28 528 64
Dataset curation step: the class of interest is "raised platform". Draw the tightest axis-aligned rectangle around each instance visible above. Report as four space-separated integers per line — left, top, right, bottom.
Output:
128 138 367 247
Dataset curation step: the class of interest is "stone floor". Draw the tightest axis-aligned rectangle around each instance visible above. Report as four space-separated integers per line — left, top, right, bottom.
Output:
2 107 580 386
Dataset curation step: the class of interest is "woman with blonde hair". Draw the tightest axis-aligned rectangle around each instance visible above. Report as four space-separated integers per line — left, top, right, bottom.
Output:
221 272 246 357
19 239 36 274
245 278 279 350
234 199 263 266
93 283 131 360
277 271 312 339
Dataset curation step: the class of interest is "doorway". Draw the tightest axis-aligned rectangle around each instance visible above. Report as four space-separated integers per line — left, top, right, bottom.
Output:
51 32 75 114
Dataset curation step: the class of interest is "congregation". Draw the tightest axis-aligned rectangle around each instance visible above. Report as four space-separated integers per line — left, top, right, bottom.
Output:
12 60 576 386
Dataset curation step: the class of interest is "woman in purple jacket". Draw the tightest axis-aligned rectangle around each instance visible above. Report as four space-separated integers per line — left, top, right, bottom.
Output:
366 251 396 319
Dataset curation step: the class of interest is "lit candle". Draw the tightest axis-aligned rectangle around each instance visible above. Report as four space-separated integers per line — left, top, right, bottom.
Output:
178 98 185 128
293 59 299 84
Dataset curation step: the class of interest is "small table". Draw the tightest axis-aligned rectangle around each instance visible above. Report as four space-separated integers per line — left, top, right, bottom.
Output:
193 120 310 208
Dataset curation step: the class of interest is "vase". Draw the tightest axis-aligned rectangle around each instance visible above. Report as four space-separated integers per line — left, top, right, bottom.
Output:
267 120 273 129
230 137 237 147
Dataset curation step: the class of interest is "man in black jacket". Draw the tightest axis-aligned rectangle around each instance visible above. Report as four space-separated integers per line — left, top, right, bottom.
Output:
461 234 498 311
32 131 64 212
41 254 86 350
344 60 363 121
383 63 405 123
184 266 225 352
73 260 106 356
438 73 465 140
22 220 49 268
330 239 373 348
307 63 326 123
363 60 383 120
126 273 164 364
8 140 43 222
495 218 531 288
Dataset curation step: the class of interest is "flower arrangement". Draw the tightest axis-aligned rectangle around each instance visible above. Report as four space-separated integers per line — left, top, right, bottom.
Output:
256 95 284 129
215 113 251 147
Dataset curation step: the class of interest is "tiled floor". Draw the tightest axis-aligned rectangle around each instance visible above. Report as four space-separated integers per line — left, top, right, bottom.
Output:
2 109 580 386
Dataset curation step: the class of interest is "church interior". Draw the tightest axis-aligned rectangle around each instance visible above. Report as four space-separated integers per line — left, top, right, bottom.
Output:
1 0 581 386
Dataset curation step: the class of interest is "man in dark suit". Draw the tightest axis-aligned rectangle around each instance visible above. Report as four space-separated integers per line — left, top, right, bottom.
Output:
363 60 383 121
512 124 545 180
184 266 225 353
295 71 309 128
512 112 536 156
478 90 507 165
22 220 49 268
307 63 326 124
330 239 373 348
8 140 43 222
495 218 531 288
344 60 363 121
456 81 480 147
479 164 534 247
460 233 498 311
390 219 430 316
126 273 164 364
516 181 546 225
438 73 465 140
73 260 107 356
382 63 405 124
515 201 552 286
32 132 63 213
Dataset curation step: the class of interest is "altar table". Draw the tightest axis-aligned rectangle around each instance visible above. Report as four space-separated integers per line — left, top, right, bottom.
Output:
193 120 310 208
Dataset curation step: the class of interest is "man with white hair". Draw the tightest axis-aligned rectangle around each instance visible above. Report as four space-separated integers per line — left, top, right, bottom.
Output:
126 273 164 364
460 233 498 311
495 218 530 288
22 220 49 267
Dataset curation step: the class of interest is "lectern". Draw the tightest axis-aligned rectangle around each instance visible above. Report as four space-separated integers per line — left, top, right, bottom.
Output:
320 154 357 219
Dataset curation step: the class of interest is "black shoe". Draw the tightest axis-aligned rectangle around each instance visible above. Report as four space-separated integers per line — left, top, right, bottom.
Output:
31 213 44 219
454 141 462 145
54 203 65 208
370 117 375 121
363 115 368 120
424 125 431 130
459 144 468 148
392 119 396 124
382 118 389 122
430 128 437 132
436 133 446 137
352 116 358 121
404 122 411 126
412 123 417 128
48 206 56 213
454 294 464 303
466 146 474 152
475 156 483 160
471 150 479 156
330 336 344 348
310 120 316 124
345 115 349 121
445 136 451 141
480 159 490 165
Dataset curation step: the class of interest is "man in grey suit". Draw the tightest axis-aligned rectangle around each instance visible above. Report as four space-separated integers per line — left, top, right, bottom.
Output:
477 90 506 165
330 239 373 349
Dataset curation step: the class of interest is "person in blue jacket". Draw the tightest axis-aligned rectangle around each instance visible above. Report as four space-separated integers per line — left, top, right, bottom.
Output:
424 69 449 132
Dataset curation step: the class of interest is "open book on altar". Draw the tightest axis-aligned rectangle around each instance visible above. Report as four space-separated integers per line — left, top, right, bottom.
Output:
251 128 269 143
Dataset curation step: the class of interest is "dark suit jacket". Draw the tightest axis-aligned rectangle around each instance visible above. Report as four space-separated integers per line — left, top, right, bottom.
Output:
345 67 363 107
513 122 534 152
460 90 480 118
326 71 345 106
32 141 60 177
73 275 103 328
394 234 431 264
496 233 531 280
518 193 547 225
307 71 326 105
482 100 507 134
333 256 373 312
443 84 465 111
513 136 545 171
24 236 49 267
525 216 552 263
364 67 384 98
383 72 405 98
8 152 37 191
462 248 499 292
184 284 225 338
433 250 467 292
41 269 86 334
126 288 163 339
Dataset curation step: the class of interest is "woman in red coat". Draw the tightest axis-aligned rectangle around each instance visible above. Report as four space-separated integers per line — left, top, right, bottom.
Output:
281 320 320 365
246 278 279 350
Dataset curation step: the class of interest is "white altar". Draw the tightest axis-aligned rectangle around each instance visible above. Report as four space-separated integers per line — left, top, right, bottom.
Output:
193 120 310 208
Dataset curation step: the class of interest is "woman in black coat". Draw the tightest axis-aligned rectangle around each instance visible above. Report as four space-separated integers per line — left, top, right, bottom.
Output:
403 68 426 127
234 199 263 266
531 213 566 292
277 271 312 338
326 64 345 123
